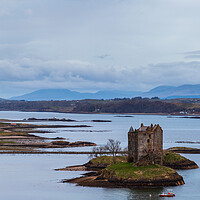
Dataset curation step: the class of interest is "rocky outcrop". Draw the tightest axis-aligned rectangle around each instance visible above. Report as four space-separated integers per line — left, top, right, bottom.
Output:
84 162 109 170
164 159 198 170
84 156 127 170
100 164 185 187
168 147 200 154
163 150 199 169
1 141 96 149
64 169 184 187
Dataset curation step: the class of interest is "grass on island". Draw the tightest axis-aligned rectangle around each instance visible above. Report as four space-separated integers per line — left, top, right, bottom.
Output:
90 151 192 170
89 156 127 165
89 152 189 167
103 162 176 180
163 150 187 164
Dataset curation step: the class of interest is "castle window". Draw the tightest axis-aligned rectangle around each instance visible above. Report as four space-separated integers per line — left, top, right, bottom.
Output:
147 139 150 143
149 134 151 139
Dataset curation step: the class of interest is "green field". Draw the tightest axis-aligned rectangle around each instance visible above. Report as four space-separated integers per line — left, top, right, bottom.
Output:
103 162 176 180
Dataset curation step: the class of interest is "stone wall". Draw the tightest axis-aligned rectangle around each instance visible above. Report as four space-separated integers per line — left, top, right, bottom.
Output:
128 124 163 165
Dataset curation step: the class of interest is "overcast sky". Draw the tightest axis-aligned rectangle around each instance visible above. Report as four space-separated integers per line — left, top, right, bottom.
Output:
1 0 200 98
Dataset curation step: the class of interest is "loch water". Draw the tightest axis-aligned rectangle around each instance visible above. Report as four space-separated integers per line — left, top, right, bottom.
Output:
0 111 199 200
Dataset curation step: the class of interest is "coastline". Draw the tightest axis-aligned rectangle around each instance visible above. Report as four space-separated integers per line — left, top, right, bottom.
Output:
0 120 96 152
0 110 197 116
63 163 185 188
0 149 200 155
59 151 199 188
64 172 185 188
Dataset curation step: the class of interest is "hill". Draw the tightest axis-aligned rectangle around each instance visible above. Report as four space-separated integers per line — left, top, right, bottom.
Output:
10 89 141 101
9 84 200 101
143 84 200 98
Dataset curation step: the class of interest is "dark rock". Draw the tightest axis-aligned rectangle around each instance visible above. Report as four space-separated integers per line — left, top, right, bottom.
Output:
51 141 70 145
92 120 112 122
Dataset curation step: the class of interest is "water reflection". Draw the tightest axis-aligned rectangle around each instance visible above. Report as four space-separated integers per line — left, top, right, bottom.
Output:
126 187 163 200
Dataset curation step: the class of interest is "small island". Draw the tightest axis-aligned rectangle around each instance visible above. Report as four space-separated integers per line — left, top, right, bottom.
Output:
23 117 112 123
60 124 198 188
25 117 77 122
65 162 184 187
61 150 198 187
62 154 189 187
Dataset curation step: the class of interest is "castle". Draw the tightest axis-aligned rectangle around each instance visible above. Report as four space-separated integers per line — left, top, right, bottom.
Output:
128 123 163 165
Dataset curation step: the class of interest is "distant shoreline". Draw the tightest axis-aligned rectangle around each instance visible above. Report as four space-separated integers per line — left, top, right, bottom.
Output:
1 97 199 115
0 110 197 116
1 148 200 154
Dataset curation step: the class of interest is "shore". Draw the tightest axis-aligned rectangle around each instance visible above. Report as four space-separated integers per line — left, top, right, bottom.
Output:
0 120 96 152
168 147 200 154
0 151 127 155
59 152 200 188
63 163 185 188
0 149 200 155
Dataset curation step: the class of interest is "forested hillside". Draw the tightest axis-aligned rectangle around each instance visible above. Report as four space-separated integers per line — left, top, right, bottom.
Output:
0 98 191 114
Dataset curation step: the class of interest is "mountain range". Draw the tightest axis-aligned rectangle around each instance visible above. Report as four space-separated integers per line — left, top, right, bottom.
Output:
8 84 200 101
9 89 141 101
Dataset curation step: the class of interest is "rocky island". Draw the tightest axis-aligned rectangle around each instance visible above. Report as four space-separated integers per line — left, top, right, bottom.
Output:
61 124 198 188
62 155 185 187
66 163 184 187
60 150 198 187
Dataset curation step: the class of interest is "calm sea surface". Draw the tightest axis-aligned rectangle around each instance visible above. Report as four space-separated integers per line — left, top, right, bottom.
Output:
0 111 199 199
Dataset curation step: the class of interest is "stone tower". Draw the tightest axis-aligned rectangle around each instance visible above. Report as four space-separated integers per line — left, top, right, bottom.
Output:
128 123 163 165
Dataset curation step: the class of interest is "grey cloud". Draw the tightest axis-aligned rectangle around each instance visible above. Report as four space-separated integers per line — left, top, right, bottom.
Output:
1 0 200 97
0 10 10 16
184 50 200 59
24 9 33 15
184 50 200 55
142 62 200 86
2 0 200 67
96 54 111 59
184 55 200 59
0 59 41 81
1 58 200 97
0 58 120 83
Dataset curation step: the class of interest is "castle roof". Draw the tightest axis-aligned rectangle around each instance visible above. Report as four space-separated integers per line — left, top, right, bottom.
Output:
129 124 162 133
138 123 161 132
139 126 149 131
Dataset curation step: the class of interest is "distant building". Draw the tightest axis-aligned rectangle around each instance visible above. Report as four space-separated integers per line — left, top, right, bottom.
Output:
128 123 163 165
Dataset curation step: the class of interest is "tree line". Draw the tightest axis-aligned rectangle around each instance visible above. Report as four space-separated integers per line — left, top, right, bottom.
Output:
0 98 192 114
